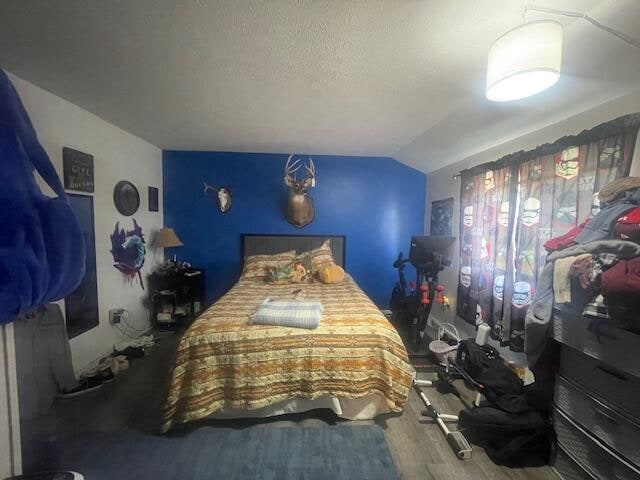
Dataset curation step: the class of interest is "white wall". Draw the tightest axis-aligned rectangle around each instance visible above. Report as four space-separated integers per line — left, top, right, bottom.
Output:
9 72 164 372
425 89 640 364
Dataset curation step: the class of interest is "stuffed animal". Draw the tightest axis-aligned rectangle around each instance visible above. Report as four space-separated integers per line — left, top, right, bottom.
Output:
318 264 345 284
291 262 309 283
267 264 293 284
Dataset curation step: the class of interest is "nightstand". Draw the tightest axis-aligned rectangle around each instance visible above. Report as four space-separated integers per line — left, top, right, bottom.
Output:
148 267 205 329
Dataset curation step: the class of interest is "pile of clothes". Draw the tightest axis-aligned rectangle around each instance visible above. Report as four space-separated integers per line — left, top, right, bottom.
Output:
526 177 640 365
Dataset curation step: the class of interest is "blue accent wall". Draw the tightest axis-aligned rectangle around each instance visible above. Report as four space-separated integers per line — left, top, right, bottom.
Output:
163 151 425 307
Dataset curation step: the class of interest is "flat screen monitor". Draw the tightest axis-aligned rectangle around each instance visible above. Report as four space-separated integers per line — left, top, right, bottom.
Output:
409 235 456 268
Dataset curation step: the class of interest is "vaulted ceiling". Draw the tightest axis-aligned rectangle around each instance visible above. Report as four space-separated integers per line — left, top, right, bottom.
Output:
1 1 639 172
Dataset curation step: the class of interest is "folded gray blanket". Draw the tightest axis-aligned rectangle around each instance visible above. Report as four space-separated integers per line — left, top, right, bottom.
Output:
250 298 323 329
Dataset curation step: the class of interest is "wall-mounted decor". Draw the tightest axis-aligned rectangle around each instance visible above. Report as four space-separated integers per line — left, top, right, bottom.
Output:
203 182 232 213
113 180 140 216
63 147 94 193
148 186 159 212
284 155 316 228
65 194 99 338
430 197 454 236
110 219 146 289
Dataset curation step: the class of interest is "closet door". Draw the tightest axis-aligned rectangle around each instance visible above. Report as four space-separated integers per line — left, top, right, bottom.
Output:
0 323 22 477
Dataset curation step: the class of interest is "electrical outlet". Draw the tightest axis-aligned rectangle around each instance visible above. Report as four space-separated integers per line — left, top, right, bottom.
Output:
109 308 124 325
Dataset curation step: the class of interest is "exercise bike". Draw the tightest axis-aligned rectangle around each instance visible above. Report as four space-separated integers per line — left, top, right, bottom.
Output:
390 236 455 353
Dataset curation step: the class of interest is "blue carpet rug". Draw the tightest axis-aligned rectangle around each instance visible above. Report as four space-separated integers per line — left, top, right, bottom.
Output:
58 424 399 480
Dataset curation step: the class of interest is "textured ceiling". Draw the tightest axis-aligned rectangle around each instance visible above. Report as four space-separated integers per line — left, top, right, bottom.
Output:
0 1 639 172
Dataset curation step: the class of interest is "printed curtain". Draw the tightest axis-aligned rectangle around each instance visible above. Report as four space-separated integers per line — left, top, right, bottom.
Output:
457 116 638 351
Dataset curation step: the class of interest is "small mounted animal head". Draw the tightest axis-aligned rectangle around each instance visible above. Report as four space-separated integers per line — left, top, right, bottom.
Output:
284 155 316 228
284 155 315 195
203 182 232 213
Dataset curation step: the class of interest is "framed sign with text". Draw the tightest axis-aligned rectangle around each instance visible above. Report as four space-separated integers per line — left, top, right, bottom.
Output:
63 147 94 193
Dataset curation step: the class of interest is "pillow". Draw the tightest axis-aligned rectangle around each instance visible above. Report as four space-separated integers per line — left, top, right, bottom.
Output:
307 240 336 273
241 250 296 279
318 264 345 284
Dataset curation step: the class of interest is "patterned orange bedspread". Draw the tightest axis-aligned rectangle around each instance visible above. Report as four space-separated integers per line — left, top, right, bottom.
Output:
161 275 413 432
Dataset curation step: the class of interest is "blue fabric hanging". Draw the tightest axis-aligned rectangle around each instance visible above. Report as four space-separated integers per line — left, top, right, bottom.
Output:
0 69 86 324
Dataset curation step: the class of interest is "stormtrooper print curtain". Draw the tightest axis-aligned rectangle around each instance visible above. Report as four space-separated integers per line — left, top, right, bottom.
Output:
457 165 518 344
457 114 639 351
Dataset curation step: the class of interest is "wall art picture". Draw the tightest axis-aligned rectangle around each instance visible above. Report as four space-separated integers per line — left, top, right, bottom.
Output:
65 194 99 338
110 219 146 289
430 197 454 236
203 182 232 213
113 180 140 216
63 147 94 193
148 186 159 212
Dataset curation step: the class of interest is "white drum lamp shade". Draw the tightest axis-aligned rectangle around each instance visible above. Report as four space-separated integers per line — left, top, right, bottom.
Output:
486 20 563 102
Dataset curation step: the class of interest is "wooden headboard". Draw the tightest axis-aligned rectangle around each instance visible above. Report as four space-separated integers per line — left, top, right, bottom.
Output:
242 234 345 267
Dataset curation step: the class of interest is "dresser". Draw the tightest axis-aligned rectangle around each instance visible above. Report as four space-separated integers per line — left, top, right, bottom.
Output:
550 306 640 480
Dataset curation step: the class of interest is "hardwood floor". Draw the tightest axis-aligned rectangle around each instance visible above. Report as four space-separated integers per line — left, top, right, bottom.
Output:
20 331 556 480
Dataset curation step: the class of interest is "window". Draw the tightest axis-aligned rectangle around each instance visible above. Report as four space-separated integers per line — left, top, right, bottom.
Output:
456 114 639 352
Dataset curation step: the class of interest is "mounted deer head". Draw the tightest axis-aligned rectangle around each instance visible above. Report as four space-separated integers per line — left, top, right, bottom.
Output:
284 155 315 228
203 182 232 213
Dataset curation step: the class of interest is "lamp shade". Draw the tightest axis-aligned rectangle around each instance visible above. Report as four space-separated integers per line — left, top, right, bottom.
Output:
486 20 563 102
155 228 183 248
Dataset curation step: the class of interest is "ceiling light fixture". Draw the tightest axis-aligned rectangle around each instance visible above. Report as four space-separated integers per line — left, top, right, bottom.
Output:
486 20 562 102
486 5 640 102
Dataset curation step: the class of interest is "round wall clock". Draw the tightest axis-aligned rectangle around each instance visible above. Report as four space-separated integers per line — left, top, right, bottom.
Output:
113 180 140 216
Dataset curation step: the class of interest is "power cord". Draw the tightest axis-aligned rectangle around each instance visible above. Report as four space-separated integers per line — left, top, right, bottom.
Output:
113 309 151 340
524 4 640 49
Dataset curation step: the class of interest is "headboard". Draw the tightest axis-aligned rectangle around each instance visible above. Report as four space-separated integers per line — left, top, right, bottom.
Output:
242 234 345 267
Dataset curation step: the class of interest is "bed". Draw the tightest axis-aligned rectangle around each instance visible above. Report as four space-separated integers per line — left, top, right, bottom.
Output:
161 235 414 432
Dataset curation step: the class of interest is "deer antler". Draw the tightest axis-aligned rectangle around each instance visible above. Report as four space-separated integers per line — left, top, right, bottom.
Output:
305 158 315 178
285 155 303 180
203 182 216 194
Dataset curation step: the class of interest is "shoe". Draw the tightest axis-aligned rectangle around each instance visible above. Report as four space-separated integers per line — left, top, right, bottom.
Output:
111 355 129 374
113 346 145 359
58 376 103 398
95 367 115 383
8 472 84 479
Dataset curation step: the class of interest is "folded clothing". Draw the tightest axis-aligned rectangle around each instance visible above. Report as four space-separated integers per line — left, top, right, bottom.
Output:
601 256 640 297
544 220 589 252
614 206 640 241
250 298 323 329
554 255 586 304
599 176 640 203
575 189 640 244
569 254 593 291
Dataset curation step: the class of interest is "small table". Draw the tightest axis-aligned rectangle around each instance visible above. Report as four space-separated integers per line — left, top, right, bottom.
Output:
148 267 205 329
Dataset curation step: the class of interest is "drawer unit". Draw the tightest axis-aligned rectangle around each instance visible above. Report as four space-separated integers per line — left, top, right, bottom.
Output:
551 446 597 480
552 307 640 378
560 346 640 420
553 406 640 480
555 375 640 466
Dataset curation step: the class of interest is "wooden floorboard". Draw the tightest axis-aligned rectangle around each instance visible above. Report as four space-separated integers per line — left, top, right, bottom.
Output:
20 331 556 480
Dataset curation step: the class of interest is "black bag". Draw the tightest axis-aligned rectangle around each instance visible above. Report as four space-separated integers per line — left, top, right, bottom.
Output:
456 339 501 378
459 406 554 467
456 340 530 414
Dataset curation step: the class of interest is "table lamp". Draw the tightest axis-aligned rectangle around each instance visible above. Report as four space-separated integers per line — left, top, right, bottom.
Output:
155 227 183 263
